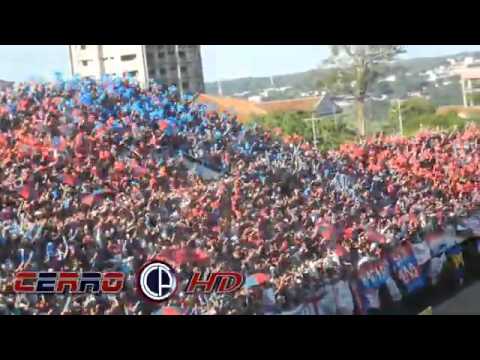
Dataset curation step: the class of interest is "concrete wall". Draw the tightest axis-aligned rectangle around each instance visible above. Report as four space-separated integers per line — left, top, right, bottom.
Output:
145 45 205 93
69 45 205 92
69 45 148 85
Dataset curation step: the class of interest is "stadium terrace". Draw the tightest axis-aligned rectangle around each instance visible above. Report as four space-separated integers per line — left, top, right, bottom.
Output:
0 76 479 315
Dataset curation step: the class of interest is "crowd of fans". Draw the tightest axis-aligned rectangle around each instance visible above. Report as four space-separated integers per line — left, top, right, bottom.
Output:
0 76 479 315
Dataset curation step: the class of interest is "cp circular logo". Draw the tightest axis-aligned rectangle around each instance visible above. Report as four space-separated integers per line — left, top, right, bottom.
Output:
137 261 177 302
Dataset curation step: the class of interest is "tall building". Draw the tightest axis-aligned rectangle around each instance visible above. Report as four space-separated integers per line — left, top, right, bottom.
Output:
68 45 205 93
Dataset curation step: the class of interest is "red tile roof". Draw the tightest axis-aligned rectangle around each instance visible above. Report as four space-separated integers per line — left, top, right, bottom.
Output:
196 94 267 122
256 97 322 114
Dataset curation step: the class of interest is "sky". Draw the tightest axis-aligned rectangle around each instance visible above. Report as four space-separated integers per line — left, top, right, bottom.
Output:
1 45 480 83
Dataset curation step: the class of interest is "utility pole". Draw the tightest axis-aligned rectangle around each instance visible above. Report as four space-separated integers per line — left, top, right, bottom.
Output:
175 45 184 99
304 114 318 148
397 99 404 137
311 116 318 148
217 79 223 96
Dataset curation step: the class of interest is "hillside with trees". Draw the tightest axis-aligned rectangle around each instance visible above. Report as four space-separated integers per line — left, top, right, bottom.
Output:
205 51 480 108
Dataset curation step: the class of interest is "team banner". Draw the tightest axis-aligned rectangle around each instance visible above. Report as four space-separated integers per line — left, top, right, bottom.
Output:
411 240 432 265
389 242 427 294
268 281 354 315
357 259 390 290
425 232 457 257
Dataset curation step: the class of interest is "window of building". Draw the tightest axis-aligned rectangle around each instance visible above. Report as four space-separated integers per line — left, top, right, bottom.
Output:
149 69 156 77
80 45 87 50
180 66 188 75
170 66 177 72
158 52 165 59
82 60 89 66
168 46 175 55
121 54 137 62
147 52 154 60
179 51 186 59
128 71 138 78
157 45 165 50
159 68 167 75
182 81 189 90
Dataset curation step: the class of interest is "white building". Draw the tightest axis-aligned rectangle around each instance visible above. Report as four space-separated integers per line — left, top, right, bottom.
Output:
453 62 480 107
380 75 397 82
248 95 263 103
233 91 251 98
69 45 205 93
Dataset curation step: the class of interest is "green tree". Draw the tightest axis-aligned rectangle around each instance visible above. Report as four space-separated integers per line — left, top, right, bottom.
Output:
387 97 435 135
317 69 356 95
251 112 356 151
327 45 405 136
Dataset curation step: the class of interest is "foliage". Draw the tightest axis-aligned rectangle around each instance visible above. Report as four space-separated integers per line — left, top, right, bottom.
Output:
385 97 480 136
205 51 480 99
396 97 436 118
467 93 480 105
428 81 463 107
317 69 355 95
327 45 405 136
251 111 357 151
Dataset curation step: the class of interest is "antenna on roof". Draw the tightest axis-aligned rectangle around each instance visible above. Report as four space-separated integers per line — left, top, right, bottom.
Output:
270 75 275 87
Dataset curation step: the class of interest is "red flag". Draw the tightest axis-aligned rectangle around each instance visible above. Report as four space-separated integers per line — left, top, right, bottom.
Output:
132 165 148 178
353 147 365 159
114 161 126 173
366 229 386 244
18 185 38 201
63 174 78 187
193 249 210 263
130 160 148 178
317 222 336 242
156 248 210 266
158 120 169 131
0 133 7 148
81 194 97 207
335 244 348 257
343 227 354 240
99 150 111 161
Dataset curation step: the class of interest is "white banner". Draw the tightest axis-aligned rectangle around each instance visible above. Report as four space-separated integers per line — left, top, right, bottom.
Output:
429 253 447 286
411 241 432 265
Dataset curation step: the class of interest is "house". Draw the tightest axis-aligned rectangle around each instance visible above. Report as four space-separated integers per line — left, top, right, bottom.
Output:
248 95 263 103
196 94 267 122
407 91 423 98
453 62 480 107
233 91 251 98
195 93 342 123
257 94 343 118
379 75 396 82
423 70 438 82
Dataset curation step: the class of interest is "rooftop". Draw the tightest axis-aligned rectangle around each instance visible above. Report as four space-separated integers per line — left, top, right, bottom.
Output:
196 94 267 122
257 96 323 114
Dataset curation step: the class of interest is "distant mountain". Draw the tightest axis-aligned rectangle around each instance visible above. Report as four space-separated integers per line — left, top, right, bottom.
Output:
205 69 329 96
205 51 480 98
